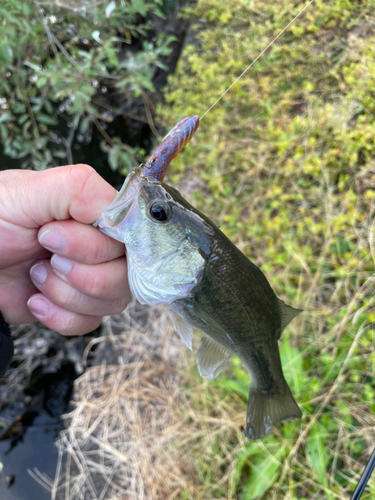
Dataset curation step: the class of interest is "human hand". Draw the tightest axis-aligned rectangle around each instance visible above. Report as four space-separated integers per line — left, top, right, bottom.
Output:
0 164 130 335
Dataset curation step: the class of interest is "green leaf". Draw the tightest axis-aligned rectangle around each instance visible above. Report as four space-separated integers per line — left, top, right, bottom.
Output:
53 149 68 159
36 113 58 125
0 44 13 64
44 100 53 115
0 123 8 140
214 378 249 399
2 9 21 26
36 77 47 89
241 448 283 499
322 348 347 383
279 338 304 394
79 116 91 134
24 61 41 72
18 113 29 125
0 112 12 123
132 0 148 17
306 423 329 488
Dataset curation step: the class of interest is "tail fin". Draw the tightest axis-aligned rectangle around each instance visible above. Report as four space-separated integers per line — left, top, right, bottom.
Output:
246 380 302 439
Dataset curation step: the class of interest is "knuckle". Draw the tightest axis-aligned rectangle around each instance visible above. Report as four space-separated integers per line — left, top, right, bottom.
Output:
92 241 108 264
51 310 102 335
59 315 77 335
92 237 114 264
54 311 102 336
111 297 128 315
62 163 98 200
83 271 103 298
62 163 95 179
49 307 75 334
54 288 72 309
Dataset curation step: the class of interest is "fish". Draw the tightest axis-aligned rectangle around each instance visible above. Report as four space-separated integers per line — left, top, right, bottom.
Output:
94 116 302 439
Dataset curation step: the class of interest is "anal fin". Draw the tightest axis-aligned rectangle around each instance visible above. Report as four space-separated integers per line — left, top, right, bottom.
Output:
197 336 231 380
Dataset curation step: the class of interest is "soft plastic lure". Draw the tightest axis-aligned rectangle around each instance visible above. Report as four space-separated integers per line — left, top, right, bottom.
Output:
142 115 199 180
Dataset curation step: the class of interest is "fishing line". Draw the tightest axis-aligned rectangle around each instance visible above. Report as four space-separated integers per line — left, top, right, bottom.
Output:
200 0 314 120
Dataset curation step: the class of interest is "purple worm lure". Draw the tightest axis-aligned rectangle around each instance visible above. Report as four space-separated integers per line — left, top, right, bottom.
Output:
142 115 199 180
93 116 199 226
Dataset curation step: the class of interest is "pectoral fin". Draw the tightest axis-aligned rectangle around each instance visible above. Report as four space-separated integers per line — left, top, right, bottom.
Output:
170 311 194 350
197 336 231 380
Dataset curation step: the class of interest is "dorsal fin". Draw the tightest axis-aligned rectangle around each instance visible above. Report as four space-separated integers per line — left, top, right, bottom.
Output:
277 299 302 336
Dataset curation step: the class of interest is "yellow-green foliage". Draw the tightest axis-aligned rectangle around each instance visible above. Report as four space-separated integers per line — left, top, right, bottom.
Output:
159 1 375 498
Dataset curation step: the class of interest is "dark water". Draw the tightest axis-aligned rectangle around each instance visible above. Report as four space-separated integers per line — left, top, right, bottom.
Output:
0 353 79 499
0 414 63 499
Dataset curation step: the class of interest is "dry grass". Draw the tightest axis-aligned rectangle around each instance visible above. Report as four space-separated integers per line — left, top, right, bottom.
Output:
31 301 245 500
52 363 192 500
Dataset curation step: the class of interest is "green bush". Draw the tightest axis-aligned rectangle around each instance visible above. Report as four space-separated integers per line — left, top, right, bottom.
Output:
159 0 375 498
0 0 174 170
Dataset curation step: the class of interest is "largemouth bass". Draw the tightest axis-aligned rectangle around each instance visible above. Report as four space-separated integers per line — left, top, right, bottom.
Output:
94 117 302 439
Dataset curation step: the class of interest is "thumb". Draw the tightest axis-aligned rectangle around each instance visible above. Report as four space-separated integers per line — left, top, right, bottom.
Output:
1 164 117 227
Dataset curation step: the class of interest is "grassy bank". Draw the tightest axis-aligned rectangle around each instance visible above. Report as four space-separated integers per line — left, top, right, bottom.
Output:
158 1 375 498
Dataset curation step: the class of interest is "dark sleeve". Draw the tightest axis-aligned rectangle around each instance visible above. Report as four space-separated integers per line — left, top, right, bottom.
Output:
0 311 13 378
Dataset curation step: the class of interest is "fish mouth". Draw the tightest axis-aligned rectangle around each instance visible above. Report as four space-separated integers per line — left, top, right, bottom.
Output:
93 167 142 242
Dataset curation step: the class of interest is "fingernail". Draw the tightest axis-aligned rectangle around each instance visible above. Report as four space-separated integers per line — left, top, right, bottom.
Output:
27 297 49 317
30 263 47 284
39 230 66 253
51 255 73 276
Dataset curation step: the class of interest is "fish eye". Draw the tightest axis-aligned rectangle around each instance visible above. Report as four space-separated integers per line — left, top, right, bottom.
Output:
149 201 171 222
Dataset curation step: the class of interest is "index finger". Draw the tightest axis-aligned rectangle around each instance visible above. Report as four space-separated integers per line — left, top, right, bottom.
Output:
1 164 118 228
